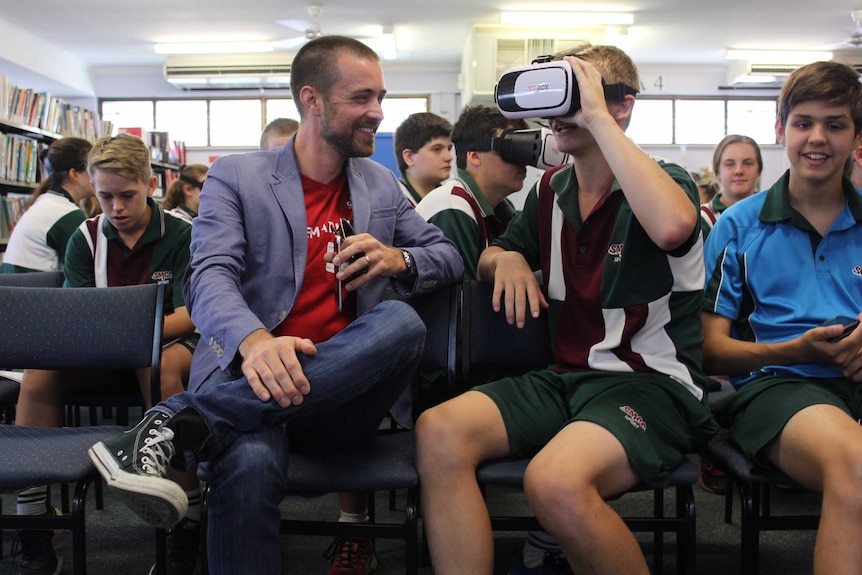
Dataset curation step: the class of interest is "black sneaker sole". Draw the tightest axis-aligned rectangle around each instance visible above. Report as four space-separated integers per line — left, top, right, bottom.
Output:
89 442 187 529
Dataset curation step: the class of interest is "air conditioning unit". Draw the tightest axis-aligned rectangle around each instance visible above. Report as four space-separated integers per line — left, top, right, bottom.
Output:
725 60 798 87
163 53 293 90
461 23 602 107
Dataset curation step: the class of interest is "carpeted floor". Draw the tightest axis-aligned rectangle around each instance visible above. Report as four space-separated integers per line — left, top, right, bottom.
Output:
1 471 821 575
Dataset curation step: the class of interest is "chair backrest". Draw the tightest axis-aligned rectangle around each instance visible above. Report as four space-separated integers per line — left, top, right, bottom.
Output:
407 283 459 384
460 280 553 384
0 271 65 287
0 284 165 406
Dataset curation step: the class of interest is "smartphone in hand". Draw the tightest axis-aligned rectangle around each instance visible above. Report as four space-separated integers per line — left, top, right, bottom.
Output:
821 316 860 343
335 218 365 312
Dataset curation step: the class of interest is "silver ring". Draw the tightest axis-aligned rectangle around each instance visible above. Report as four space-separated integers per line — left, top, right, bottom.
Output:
364 254 371 266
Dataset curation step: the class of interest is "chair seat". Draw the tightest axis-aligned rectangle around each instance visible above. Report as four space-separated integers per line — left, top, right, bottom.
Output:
703 428 796 485
0 377 19 404
287 430 418 494
0 425 125 490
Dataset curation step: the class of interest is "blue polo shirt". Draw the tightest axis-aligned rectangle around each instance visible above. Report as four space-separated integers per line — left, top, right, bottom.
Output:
703 170 862 386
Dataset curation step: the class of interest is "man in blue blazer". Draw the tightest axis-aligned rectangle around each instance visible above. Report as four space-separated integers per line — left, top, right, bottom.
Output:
89 35 463 575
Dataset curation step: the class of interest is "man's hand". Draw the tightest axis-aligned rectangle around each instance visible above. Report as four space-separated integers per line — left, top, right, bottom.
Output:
327 233 406 290
238 329 318 407
490 251 548 328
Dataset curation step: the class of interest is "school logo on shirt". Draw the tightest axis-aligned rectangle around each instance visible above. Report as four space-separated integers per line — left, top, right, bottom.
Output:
853 266 862 277
608 243 623 263
151 270 173 284
619 405 647 431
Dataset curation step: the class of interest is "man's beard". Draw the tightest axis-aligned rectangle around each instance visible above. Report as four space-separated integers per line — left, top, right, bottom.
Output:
321 110 376 159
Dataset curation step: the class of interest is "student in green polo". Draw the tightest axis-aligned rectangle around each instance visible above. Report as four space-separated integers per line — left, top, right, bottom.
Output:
416 105 528 280
13 133 202 575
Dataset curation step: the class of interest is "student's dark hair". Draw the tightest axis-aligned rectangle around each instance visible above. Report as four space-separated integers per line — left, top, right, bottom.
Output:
163 164 209 210
290 36 380 119
778 61 862 133
393 112 453 173
712 134 763 177
260 118 299 150
29 137 92 206
451 105 528 170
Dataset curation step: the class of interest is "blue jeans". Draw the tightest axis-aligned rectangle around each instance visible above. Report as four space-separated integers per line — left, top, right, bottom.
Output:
157 300 425 575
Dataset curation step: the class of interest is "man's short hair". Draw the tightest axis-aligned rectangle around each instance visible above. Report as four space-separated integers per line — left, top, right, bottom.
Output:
89 133 152 183
260 118 299 150
290 36 380 119
451 105 528 170
393 112 453 173
778 61 862 134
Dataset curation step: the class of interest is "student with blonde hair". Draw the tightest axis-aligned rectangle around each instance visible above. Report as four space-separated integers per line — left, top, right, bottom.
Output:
13 133 202 575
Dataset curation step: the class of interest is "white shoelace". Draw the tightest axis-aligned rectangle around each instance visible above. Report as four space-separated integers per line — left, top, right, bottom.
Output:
139 426 176 477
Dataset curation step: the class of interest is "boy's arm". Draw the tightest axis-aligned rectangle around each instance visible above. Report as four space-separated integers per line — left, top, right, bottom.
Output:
567 57 697 251
477 246 547 328
702 311 862 381
62 229 96 287
163 306 194 340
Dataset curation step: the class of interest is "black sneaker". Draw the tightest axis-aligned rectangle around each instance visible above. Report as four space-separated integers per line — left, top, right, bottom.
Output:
148 518 201 575
11 529 62 575
698 457 728 495
89 410 189 528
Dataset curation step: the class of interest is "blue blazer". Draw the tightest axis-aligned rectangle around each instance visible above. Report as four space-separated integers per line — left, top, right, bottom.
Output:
184 138 463 391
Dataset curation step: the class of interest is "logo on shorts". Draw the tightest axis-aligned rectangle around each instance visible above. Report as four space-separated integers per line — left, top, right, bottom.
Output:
619 405 647 431
151 270 173 284
608 243 623 262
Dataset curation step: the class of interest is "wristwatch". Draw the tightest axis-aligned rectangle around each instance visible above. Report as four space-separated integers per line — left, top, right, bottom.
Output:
399 249 417 278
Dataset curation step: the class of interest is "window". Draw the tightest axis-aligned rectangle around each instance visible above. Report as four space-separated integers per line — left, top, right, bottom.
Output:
675 100 726 145
155 101 208 147
627 99 673 145
102 95 429 148
101 101 154 132
727 100 777 145
210 100 263 147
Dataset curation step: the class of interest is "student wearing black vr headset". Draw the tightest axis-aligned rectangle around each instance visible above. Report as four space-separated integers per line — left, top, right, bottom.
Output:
417 44 718 575
163 164 209 225
415 105 528 280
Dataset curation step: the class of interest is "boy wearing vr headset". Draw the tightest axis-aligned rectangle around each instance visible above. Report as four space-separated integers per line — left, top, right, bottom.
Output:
416 105 529 280
417 45 718 575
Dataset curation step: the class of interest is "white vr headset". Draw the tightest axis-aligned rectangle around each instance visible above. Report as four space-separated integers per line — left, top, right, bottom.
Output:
455 127 570 170
494 57 638 119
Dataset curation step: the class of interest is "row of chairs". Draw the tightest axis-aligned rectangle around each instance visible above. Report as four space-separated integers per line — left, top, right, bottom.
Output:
0 274 821 574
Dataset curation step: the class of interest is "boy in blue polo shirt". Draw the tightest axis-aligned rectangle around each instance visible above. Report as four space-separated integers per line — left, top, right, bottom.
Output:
703 60 862 574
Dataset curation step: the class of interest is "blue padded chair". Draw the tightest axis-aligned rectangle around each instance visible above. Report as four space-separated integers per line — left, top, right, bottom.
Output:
0 283 165 575
0 271 65 422
460 280 700 575
703 426 820 574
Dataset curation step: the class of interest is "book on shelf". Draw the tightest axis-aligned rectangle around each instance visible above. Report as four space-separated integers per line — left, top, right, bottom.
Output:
1 192 31 239
0 72 113 141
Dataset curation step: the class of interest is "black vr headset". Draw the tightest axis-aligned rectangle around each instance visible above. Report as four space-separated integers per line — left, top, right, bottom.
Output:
494 55 638 119
456 127 570 170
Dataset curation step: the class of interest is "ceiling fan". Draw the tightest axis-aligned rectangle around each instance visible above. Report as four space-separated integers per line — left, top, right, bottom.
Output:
825 9 862 48
272 4 384 51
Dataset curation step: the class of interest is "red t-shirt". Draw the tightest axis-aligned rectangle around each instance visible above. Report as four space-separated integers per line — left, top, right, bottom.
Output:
273 172 355 343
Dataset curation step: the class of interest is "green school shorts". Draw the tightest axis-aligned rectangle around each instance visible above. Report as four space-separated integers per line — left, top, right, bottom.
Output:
475 369 719 489
712 375 862 465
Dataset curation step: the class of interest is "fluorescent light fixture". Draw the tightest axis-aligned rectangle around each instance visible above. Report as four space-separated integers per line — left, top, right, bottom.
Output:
154 42 274 55
725 49 833 65
365 27 397 60
499 11 634 27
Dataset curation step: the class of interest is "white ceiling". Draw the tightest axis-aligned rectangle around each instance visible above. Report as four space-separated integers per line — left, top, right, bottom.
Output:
3 0 862 89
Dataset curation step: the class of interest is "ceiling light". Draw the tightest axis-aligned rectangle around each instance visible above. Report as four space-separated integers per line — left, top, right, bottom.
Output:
499 11 634 27
154 41 274 55
725 49 833 65
366 27 397 60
